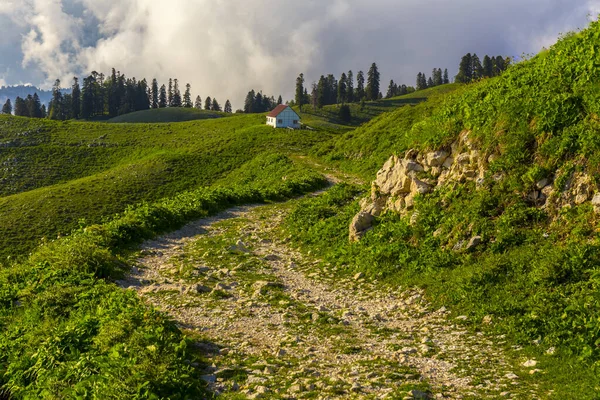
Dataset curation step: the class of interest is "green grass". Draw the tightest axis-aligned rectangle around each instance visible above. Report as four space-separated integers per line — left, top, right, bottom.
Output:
0 114 331 261
296 84 460 133
0 150 328 399
282 21 600 397
107 107 227 123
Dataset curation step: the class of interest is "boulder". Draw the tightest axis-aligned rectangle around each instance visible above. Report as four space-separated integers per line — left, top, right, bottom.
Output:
466 236 482 251
425 151 449 167
349 211 375 242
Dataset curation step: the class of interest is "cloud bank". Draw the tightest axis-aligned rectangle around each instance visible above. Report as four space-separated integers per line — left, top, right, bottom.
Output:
0 0 599 107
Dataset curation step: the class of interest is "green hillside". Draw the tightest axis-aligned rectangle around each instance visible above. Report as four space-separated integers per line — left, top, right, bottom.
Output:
297 84 460 132
0 114 329 261
107 107 226 123
285 22 600 396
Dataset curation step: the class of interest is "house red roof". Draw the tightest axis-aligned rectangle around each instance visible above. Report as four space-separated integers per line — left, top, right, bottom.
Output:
267 104 291 118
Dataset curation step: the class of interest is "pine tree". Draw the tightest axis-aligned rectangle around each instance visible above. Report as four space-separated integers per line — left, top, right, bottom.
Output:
346 70 354 103
356 71 365 101
338 72 347 104
31 93 42 118
311 82 318 111
277 95 283 105
455 53 473 83
433 68 443 86
211 98 221 111
71 77 81 119
151 79 159 108
14 96 28 117
49 79 65 120
483 55 493 78
183 83 192 107
224 99 232 113
471 54 483 81
81 75 95 118
41 104 46 118
1 98 12 114
427 77 434 87
168 78 173 106
316 76 326 108
205 96 212 111
195 95 202 109
386 80 396 98
171 79 182 107
416 72 427 91
244 90 255 113
159 85 167 108
366 62 380 101
295 73 305 111
493 56 506 76
443 69 450 84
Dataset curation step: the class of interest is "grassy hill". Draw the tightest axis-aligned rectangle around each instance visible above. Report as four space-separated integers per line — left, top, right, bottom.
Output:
297 84 461 132
284 21 600 396
0 114 330 261
107 107 226 123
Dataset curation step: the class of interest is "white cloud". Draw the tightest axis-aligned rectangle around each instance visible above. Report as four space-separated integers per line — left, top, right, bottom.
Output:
0 0 598 107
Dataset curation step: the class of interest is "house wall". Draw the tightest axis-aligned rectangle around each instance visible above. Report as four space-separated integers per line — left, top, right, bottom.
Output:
266 116 277 127
273 108 300 129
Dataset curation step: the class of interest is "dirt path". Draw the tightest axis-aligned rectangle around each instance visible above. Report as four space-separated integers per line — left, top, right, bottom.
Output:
118 186 541 399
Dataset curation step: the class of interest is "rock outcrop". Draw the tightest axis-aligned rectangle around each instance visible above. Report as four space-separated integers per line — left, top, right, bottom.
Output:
349 130 600 242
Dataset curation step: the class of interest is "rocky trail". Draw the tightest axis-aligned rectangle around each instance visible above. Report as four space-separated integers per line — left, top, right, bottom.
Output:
118 176 544 399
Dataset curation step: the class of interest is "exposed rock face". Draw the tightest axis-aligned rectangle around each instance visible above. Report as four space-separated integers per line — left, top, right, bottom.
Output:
350 131 488 241
349 129 600 242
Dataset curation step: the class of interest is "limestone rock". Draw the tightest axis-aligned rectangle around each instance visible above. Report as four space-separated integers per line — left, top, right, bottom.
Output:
349 211 375 242
466 236 482 251
426 151 449 167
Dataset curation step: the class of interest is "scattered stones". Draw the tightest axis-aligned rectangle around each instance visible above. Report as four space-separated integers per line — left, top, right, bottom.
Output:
120 193 542 400
522 359 537 367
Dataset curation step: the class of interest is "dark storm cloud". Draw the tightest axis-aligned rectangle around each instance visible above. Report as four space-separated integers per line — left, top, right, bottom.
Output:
0 0 597 106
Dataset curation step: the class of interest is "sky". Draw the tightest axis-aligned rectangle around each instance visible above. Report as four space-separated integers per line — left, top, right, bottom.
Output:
0 0 599 109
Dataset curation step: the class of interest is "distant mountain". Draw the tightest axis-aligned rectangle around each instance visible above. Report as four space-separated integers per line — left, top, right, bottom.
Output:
0 85 70 107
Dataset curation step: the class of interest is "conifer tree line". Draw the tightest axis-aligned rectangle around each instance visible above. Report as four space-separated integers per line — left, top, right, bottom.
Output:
1 94 46 118
293 62 385 110
413 68 450 92
455 53 510 83
1 69 233 120
243 89 282 113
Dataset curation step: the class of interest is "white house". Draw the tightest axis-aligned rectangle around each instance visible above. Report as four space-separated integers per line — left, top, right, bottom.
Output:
266 104 300 129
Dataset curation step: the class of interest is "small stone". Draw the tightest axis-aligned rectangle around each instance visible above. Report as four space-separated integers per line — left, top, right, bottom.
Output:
529 369 543 375
401 347 418 355
482 315 493 325
546 347 556 355
456 315 468 321
410 389 429 399
264 254 280 261
274 348 287 358
354 272 365 280
500 392 511 397
505 372 519 380
466 236 482 251
201 374 216 384
351 382 362 392
522 359 537 367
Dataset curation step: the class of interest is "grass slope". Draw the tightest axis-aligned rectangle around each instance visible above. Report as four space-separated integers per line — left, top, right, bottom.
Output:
297 84 460 133
107 107 226 123
288 21 600 396
0 114 329 261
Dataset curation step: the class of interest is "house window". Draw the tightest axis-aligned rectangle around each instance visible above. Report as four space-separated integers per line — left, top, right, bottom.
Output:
278 119 282 123
293 120 298 124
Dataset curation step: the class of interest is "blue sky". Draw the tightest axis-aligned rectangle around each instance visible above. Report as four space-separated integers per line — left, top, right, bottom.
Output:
0 0 598 107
